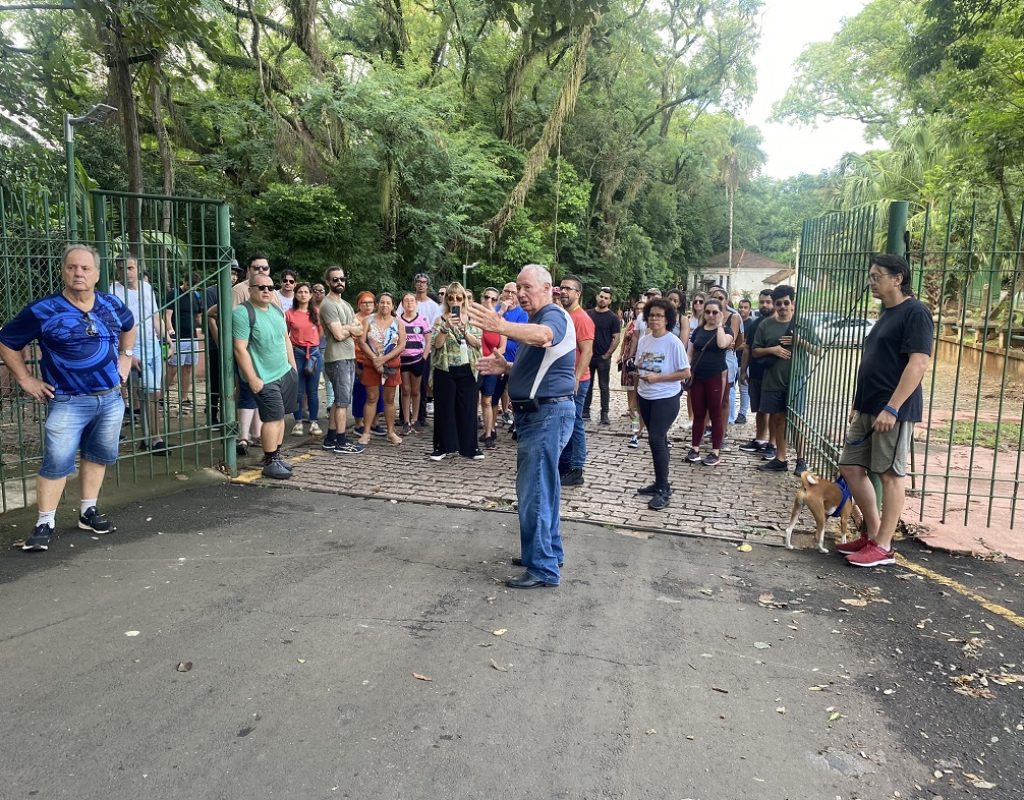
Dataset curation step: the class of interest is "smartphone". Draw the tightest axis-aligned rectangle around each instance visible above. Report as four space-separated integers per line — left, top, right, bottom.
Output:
451 305 461 318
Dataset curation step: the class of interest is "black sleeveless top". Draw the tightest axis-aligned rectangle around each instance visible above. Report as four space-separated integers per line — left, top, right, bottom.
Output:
689 326 728 379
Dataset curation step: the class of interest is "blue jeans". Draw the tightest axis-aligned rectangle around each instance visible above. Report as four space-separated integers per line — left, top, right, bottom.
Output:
40 388 125 478
558 379 590 473
293 347 322 422
515 399 575 584
320 345 334 407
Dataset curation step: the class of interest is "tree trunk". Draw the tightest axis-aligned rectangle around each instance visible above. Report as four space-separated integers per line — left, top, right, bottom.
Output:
106 10 144 249
487 23 596 237
149 57 175 233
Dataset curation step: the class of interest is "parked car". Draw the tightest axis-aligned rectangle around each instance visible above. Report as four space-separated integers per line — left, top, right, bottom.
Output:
817 317 876 348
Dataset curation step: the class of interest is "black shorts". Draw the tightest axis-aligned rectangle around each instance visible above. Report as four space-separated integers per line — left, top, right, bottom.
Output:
491 374 509 406
401 360 426 378
748 378 762 413
253 369 298 423
759 388 787 415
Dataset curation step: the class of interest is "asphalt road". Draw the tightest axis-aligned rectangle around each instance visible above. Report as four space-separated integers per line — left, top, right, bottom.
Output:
1 484 1022 800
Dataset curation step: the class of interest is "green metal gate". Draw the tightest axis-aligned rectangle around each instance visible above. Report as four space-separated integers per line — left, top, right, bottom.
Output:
0 181 237 515
791 198 1024 534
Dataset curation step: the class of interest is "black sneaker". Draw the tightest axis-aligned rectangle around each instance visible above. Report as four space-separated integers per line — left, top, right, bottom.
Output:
739 439 766 453
429 450 454 461
334 441 365 455
648 491 670 510
322 437 338 450
685 448 701 463
560 468 584 486
582 411 591 421
761 444 777 460
600 414 610 426
79 507 114 534
701 452 721 467
638 483 673 496
758 458 788 472
236 439 249 456
484 436 497 450
735 414 747 425
261 458 292 479
149 440 169 455
370 424 387 436
793 459 808 477
22 523 53 551
469 449 486 461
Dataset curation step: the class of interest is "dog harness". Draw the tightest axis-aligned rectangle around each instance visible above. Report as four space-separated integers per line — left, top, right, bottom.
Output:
829 475 853 518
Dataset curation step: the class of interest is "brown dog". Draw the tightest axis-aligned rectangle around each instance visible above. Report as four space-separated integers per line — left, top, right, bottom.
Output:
784 472 856 553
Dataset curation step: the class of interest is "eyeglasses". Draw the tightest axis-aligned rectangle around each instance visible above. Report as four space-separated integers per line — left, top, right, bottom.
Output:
252 284 275 291
867 271 895 283
774 300 792 307
647 313 666 320
251 264 270 272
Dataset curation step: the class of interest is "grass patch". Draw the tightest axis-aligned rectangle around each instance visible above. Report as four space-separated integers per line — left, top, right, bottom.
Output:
925 420 1022 449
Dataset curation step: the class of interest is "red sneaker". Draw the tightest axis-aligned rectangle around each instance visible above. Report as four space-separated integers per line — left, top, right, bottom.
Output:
836 534 871 555
846 542 895 567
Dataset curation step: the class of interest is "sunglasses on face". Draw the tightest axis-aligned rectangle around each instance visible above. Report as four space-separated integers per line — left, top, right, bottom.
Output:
252 284 275 292
329 277 346 283
705 310 720 316
484 295 498 302
252 265 270 272
693 299 704 305
281 278 295 284
774 300 792 307
313 288 325 293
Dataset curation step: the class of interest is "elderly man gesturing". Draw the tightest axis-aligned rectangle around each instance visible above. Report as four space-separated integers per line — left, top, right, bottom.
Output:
469 264 576 589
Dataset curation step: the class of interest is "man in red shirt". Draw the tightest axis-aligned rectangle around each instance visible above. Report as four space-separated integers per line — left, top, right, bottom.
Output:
557 274 595 486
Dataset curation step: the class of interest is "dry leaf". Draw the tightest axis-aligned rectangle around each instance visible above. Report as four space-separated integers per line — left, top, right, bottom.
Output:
412 672 432 681
828 711 842 721
489 659 507 672
176 661 192 673
753 641 771 649
972 781 997 789
841 598 868 607
737 544 752 553
124 631 140 637
492 628 507 636
645 728 657 735
297 658 306 664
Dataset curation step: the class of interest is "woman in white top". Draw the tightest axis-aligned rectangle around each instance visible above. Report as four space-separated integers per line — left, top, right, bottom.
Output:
635 297 691 511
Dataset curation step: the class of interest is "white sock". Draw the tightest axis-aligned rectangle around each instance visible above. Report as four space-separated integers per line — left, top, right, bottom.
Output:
36 509 56 529
80 498 97 516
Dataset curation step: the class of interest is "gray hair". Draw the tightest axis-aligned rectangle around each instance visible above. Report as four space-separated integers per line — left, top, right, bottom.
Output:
63 243 99 268
519 263 552 285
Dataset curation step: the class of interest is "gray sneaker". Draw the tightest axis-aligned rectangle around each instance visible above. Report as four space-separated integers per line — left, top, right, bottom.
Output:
261 458 292 479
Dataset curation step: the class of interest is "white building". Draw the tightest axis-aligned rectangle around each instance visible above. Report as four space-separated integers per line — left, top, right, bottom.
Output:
690 249 794 301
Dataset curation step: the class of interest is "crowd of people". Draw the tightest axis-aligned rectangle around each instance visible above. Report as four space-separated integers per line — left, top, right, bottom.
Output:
1 245 931 573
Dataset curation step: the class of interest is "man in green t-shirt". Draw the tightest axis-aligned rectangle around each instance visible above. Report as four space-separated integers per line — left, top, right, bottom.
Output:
318 265 365 454
232 277 297 479
751 285 820 476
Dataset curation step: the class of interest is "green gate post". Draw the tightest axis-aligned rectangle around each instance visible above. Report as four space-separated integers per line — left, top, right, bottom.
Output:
217 202 238 476
91 193 110 291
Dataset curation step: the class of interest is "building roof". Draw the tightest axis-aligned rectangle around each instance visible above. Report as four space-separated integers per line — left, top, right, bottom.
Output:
703 249 790 273
762 267 796 285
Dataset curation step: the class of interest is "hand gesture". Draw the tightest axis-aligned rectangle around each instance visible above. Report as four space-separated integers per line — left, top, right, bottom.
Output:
17 375 55 401
468 302 503 332
476 352 507 376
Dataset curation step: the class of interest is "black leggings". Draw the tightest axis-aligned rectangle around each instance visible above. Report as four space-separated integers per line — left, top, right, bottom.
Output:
638 391 681 491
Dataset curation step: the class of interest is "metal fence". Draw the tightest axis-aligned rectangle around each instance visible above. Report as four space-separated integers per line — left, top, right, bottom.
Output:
791 198 1024 534
0 181 237 514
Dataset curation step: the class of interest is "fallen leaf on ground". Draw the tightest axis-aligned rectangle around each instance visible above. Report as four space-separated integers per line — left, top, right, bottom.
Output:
737 544 752 553
176 661 192 673
758 593 787 608
492 628 507 636
478 642 493 648
711 686 729 694
645 728 657 735
753 641 771 649
412 672 432 681
125 631 140 637
971 781 997 789
489 659 507 672
841 598 868 607
297 658 306 664
828 711 842 721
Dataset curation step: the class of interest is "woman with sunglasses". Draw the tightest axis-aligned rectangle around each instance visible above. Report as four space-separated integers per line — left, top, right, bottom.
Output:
635 297 691 509
398 292 431 436
286 282 323 437
357 292 406 446
708 285 744 438
685 298 734 466
682 292 707 431
429 282 484 460
476 288 507 449
618 299 648 448
311 283 334 410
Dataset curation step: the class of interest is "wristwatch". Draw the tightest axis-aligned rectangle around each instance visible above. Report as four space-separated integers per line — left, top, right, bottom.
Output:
119 349 134 357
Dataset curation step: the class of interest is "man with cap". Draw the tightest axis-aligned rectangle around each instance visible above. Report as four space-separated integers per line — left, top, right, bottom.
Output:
414 273 442 427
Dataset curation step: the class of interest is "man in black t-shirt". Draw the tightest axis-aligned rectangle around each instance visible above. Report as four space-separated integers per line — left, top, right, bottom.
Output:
838 254 933 568
583 286 622 425
738 290 775 457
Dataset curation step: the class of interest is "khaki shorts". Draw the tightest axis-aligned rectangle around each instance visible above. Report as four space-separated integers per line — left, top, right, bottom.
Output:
838 412 914 477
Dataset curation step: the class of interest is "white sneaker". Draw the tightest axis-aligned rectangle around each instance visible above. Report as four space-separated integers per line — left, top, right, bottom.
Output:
628 434 639 449
426 401 434 416
291 423 305 436
309 422 323 436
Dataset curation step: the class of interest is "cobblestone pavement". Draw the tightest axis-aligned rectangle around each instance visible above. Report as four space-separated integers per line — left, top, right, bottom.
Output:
240 388 804 547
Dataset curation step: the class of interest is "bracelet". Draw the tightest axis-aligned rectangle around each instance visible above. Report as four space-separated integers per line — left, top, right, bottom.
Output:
883 404 899 417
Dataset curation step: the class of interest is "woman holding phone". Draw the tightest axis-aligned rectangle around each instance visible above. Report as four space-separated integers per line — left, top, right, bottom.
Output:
686 298 734 466
357 292 406 446
429 282 484 460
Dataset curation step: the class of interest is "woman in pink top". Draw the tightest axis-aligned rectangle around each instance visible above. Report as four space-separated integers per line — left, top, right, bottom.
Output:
285 283 322 436
398 292 431 436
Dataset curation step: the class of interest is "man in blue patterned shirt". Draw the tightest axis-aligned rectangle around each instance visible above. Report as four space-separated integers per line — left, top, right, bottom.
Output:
0 244 136 552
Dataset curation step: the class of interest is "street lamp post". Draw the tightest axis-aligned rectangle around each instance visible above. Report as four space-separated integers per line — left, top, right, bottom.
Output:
64 103 118 241
462 261 479 292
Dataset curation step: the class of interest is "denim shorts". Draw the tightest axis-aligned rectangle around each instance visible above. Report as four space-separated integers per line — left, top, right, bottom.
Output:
324 359 355 407
132 337 163 393
168 337 201 366
725 349 739 385
40 389 125 479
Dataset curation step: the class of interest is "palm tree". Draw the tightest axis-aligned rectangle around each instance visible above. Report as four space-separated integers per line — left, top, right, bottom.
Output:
716 122 765 295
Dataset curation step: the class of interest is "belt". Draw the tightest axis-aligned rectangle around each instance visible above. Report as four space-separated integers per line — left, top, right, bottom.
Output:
510 395 573 412
82 387 121 397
